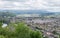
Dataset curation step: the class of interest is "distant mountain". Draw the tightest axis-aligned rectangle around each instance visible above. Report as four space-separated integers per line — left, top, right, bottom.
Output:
0 10 55 16
0 11 16 17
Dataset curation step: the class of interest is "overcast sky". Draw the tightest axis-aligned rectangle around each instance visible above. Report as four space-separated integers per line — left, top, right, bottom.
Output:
0 0 60 12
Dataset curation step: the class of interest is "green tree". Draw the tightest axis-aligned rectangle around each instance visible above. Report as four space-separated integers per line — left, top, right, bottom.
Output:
0 22 43 38
0 35 5 38
30 30 43 38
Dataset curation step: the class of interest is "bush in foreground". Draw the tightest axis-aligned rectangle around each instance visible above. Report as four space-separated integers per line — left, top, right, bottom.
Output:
0 22 43 38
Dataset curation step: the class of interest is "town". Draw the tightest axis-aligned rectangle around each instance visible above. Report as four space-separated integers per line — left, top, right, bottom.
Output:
0 12 60 38
5 14 60 38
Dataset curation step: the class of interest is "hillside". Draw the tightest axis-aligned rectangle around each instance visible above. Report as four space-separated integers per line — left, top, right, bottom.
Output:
0 10 55 16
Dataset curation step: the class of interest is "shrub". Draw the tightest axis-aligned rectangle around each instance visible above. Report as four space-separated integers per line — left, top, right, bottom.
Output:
0 22 43 38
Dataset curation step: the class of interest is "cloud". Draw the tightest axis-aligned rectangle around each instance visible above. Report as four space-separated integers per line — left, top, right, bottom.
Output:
2 0 29 2
0 0 34 10
0 0 60 12
41 0 60 12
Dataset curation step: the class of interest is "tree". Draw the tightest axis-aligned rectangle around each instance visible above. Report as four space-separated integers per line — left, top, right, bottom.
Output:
30 30 43 38
0 22 43 38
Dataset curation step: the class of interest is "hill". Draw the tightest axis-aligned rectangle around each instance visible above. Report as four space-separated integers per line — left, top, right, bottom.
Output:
0 10 55 16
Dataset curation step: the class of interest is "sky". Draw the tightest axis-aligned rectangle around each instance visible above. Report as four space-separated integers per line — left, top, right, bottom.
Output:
0 0 60 12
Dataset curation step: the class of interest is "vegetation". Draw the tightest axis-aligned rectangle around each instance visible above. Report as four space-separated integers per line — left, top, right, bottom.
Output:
0 11 16 24
0 11 16 17
0 22 43 38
